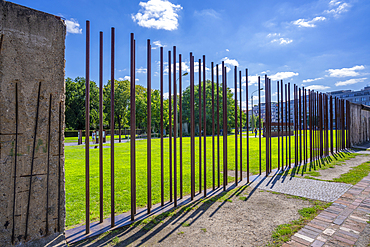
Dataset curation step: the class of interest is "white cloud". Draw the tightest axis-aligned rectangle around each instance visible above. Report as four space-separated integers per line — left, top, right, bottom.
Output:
271 38 293 45
131 0 183 31
222 57 239 67
325 2 350 17
230 88 244 94
306 85 330 90
164 62 192 74
194 9 221 19
335 78 367 86
302 77 323 83
213 65 231 76
270 72 299 81
242 75 259 86
119 75 139 82
267 33 280 38
193 61 210 73
65 19 82 34
136 67 147 73
152 40 166 49
326 65 365 77
292 16 326 28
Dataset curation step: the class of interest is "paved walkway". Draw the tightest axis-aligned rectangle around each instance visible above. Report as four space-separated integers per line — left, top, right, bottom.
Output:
250 174 352 202
283 174 370 247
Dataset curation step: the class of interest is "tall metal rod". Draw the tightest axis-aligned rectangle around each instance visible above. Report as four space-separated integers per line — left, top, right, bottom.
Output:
99 31 104 223
298 88 302 163
258 76 261 175
45 94 52 235
198 58 202 193
169 50 172 202
147 39 152 212
160 47 164 206
294 85 297 167
11 83 18 244
246 69 249 182
179 54 183 199
288 83 291 168
269 79 272 172
277 81 280 170
85 20 90 234
111 27 115 226
173 46 177 206
190 53 195 199
222 62 227 190
203 55 207 197
239 70 242 180
281 80 284 170
217 64 220 188
309 90 312 162
24 82 41 240
285 84 288 168
342 100 345 149
130 33 136 221
212 62 215 190
265 75 269 176
234 66 238 184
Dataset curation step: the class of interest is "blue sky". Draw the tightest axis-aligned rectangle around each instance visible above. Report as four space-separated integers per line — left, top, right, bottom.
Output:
12 0 370 107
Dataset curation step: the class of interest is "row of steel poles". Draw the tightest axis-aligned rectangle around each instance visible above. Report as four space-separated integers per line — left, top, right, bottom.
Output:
83 22 351 234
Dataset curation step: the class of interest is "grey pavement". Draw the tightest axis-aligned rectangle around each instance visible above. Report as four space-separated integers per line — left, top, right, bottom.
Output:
249 172 352 202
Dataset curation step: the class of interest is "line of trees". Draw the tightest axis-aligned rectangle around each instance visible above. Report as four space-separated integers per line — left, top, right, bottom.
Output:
65 76 252 135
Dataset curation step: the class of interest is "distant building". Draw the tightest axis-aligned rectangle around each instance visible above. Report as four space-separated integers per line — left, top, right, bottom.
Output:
328 86 370 106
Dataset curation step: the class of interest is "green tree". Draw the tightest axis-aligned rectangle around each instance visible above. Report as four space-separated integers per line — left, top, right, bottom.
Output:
182 80 244 134
65 77 99 130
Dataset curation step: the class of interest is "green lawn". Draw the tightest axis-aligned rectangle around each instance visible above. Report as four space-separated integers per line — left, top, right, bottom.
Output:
65 130 345 228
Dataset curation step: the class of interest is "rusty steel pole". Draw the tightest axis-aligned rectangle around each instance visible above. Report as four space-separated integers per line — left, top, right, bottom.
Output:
179 54 183 199
212 62 215 190
110 27 115 226
147 40 152 212
239 70 243 180
217 64 220 187
277 81 280 170
190 53 195 200
130 33 136 221
173 46 177 206
235 66 238 183
85 20 90 234
203 55 207 197
222 62 227 190
258 76 262 175
99 31 104 223
169 50 172 202
199 59 202 194
160 47 164 206
246 69 249 182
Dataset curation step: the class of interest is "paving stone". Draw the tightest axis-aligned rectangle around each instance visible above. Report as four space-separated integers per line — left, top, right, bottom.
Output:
249 176 352 202
310 239 325 247
332 235 355 245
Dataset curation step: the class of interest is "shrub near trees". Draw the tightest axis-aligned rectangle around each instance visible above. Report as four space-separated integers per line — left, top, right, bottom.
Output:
65 77 246 135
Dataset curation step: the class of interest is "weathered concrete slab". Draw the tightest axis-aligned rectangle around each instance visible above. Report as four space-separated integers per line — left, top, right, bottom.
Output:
0 1 66 245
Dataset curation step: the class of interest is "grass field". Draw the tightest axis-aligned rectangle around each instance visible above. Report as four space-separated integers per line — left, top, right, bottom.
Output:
65 130 345 228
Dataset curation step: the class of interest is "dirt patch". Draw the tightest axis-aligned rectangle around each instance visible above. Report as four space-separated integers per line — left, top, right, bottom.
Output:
71 188 315 247
314 155 370 181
